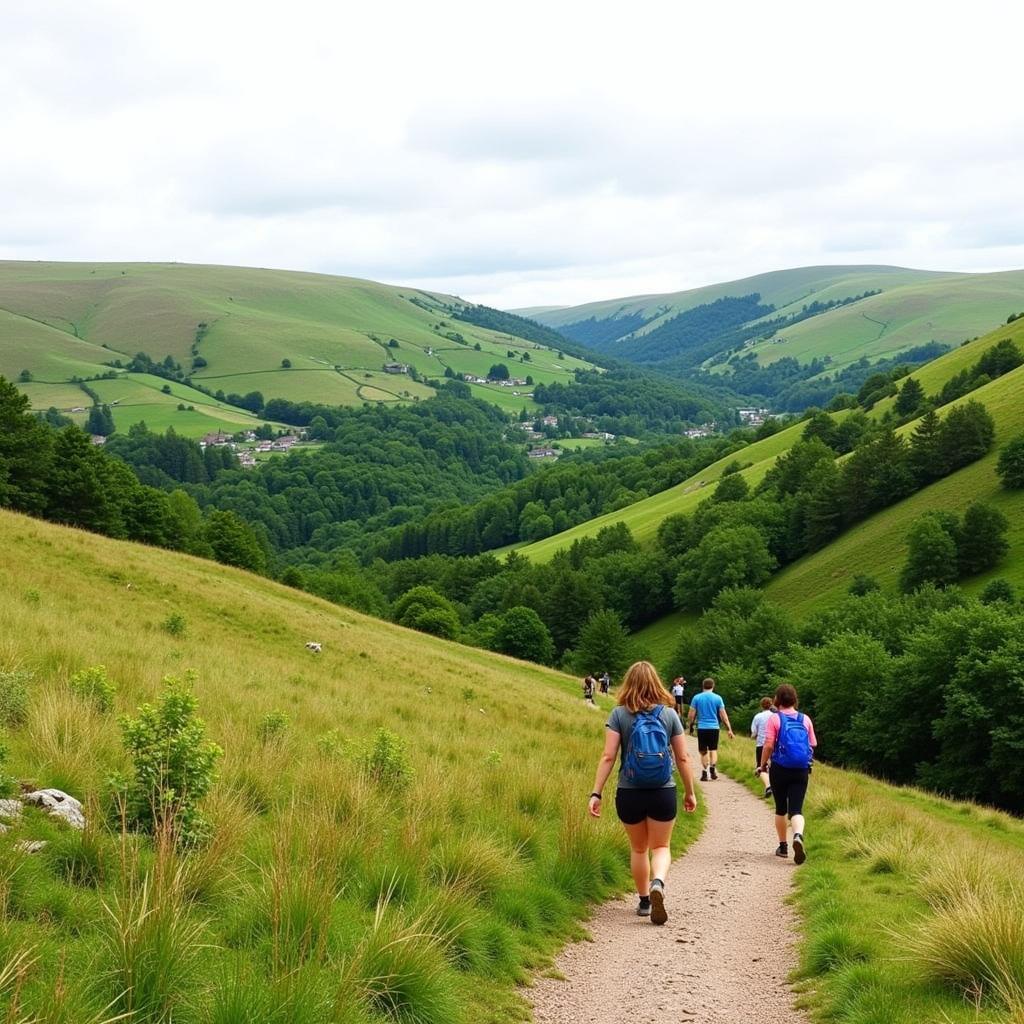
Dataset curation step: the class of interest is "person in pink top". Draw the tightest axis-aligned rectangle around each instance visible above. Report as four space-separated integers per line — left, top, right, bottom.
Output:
758 683 817 864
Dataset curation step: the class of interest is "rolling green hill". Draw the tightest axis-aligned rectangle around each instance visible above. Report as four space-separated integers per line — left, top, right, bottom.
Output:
0 261 594 432
524 264 1024 377
0 506 704 1022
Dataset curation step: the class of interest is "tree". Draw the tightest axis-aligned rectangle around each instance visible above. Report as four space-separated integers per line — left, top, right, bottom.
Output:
86 404 115 436
281 358 292 368
849 574 881 596
938 400 995 472
45 426 125 536
391 585 460 639
203 510 266 573
894 376 925 416
0 375 52 514
980 578 1016 605
306 415 331 440
900 514 959 593
18 369 32 383
525 375 534 386
574 609 635 677
957 502 1009 576
492 606 554 664
996 434 1024 489
712 472 749 503
488 363 510 381
908 410 946 484
673 525 777 610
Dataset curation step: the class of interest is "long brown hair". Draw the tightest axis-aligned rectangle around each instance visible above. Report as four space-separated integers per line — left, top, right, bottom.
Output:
617 661 673 713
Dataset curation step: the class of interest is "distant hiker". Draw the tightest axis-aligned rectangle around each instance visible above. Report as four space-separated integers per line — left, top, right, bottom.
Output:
671 676 686 716
588 661 697 925
758 683 816 864
749 697 775 798
687 678 733 781
583 675 596 703
600 671 611 695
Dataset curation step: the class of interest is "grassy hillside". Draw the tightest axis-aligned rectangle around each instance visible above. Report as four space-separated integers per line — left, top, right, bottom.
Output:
716 740 1024 1024
765 363 1024 614
516 418 808 561
0 261 594 429
0 508 707 1022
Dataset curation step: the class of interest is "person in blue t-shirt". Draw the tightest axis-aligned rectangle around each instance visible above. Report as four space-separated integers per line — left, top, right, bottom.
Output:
686 677 733 781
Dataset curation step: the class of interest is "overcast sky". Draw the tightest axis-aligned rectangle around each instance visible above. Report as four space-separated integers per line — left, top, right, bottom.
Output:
3 1 1023 308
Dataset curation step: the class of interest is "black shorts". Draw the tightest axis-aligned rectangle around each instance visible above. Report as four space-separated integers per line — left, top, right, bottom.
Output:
769 764 809 817
674 698 684 712
697 728 720 752
615 787 678 825
755 745 764 768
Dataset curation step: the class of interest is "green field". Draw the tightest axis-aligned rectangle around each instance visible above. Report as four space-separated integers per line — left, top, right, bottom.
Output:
0 261 596 428
0 506 711 1022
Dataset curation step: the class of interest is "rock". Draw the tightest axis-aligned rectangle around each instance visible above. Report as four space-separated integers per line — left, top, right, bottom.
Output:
16 840 47 854
21 789 86 830
0 799 22 821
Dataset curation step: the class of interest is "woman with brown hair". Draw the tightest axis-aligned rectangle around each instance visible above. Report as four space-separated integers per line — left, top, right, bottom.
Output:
588 661 697 924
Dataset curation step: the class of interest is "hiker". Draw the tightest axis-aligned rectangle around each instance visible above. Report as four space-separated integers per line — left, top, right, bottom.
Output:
600 671 611 695
686 678 733 781
749 697 775 798
671 676 686 716
588 661 697 925
758 683 816 864
583 674 596 703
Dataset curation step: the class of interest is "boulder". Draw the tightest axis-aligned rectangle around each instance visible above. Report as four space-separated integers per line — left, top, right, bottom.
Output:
15 839 46 854
22 789 86 830
0 799 22 821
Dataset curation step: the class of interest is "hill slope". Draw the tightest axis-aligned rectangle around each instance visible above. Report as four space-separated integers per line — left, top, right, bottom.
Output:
0 261 593 433
525 264 1024 378
0 507 701 1022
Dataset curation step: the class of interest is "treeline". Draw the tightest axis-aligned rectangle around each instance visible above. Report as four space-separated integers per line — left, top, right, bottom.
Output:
376 434 739 560
531 368 730 436
556 312 650 348
665 583 1024 813
0 377 266 573
448 302 591 359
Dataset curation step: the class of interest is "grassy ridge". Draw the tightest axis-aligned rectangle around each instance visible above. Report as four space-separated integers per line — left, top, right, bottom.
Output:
0 261 594 428
0 508 703 1022
716 740 1024 1024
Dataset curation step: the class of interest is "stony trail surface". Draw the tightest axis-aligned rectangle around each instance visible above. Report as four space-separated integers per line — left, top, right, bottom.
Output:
530 739 810 1024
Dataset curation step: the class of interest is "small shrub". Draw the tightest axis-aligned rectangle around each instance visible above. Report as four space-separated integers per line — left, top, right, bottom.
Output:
0 670 30 727
316 728 350 758
258 710 289 744
161 613 186 637
112 673 223 846
361 728 412 788
69 665 116 714
24 588 40 604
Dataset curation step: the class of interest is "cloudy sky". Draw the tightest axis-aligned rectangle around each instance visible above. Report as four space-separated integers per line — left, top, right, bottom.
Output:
3 1 1023 308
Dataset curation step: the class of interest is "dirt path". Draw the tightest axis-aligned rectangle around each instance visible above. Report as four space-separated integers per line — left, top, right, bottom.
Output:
530 739 809 1024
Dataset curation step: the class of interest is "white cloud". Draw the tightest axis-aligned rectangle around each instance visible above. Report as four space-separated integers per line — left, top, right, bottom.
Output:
1 0 1023 307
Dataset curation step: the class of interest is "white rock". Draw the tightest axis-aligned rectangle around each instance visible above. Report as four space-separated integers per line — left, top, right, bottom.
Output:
0 799 22 820
15 839 46 854
22 789 86 830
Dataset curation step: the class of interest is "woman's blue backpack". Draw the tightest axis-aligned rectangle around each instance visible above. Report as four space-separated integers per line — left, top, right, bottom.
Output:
773 712 812 769
622 706 672 787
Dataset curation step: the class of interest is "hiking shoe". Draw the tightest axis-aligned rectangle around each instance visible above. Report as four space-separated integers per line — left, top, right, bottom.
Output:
764 786 773 799
649 880 667 926
709 766 718 780
793 833 806 865
775 843 789 858
636 897 651 917
700 770 708 782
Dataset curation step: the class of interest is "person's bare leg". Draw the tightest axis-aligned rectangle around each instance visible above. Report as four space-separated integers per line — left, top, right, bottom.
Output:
622 820 651 896
775 815 788 842
757 769 770 792
700 750 709 770
647 817 674 883
710 749 718 767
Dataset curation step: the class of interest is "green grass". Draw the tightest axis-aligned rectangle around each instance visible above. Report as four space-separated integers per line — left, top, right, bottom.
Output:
0 508 703 1022
0 261 597 427
715 740 1024 1024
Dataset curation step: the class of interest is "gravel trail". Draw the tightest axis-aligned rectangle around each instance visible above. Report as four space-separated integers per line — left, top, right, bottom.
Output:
530 739 809 1024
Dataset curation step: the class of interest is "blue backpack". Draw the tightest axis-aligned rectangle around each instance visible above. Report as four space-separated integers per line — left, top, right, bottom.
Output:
773 712 812 769
622 706 673 787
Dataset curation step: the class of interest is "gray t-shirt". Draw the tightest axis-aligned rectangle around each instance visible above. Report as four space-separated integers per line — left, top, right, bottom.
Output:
607 704 683 789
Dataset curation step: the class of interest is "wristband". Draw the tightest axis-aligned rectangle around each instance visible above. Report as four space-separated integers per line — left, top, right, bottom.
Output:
590 792 602 800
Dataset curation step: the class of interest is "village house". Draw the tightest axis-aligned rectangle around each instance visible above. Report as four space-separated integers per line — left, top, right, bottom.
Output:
582 431 616 442
90 434 106 446
271 435 300 451
540 415 559 427
199 431 232 448
527 447 559 460
383 362 409 374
